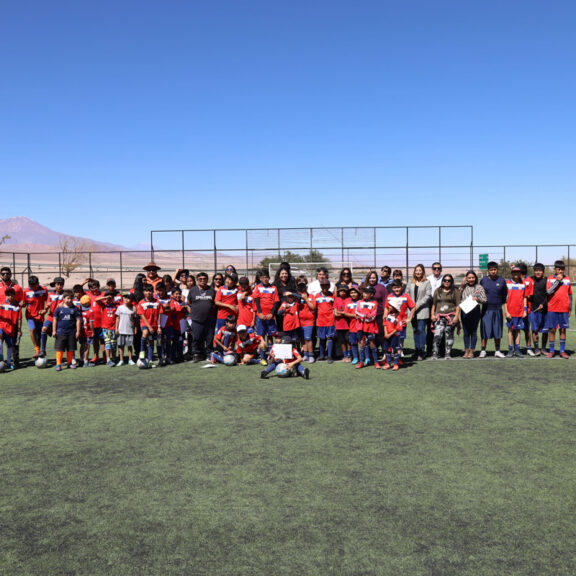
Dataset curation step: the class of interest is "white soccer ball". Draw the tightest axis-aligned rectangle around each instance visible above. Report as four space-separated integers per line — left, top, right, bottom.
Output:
137 358 149 369
35 356 48 369
275 363 290 377
223 354 237 366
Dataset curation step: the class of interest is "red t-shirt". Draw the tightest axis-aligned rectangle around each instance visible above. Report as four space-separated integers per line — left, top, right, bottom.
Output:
237 291 256 327
0 302 21 337
279 301 300 331
98 301 120 330
86 291 103 328
253 284 279 315
236 332 263 355
25 286 48 321
137 298 162 329
81 308 95 338
383 315 401 339
313 292 335 327
297 298 315 327
47 292 64 322
356 300 378 334
523 277 534 313
0 281 24 305
170 299 188 329
345 299 359 333
546 274 572 313
215 287 239 320
506 279 526 317
385 293 415 321
334 296 350 330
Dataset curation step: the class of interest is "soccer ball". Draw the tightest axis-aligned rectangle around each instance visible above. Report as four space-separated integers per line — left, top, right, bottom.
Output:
137 358 149 369
35 356 48 369
275 363 290 377
0 360 6 372
223 354 237 366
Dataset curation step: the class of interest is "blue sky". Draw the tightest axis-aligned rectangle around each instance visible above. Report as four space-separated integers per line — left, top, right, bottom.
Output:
1 0 575 250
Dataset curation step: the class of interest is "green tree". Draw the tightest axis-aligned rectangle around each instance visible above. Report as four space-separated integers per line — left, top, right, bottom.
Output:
258 250 330 270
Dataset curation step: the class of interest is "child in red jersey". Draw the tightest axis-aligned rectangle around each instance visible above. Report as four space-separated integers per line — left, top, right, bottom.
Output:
545 260 572 358
0 288 22 369
156 282 174 366
94 290 121 367
253 269 280 350
505 266 528 358
85 279 104 364
355 285 380 368
385 280 416 353
237 277 256 329
296 282 316 363
236 325 267 365
313 279 336 363
137 284 162 365
343 285 361 364
40 276 65 356
169 287 189 363
278 292 300 345
260 334 310 379
333 284 351 362
211 315 238 364
24 275 48 359
79 295 95 367
215 273 239 331
382 305 403 371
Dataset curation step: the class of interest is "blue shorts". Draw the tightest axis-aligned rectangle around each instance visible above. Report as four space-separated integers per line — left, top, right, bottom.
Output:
349 331 360 345
42 319 53 331
27 318 43 332
92 327 102 340
506 317 525 330
317 325 336 339
300 325 314 341
481 308 503 339
529 310 547 333
283 329 299 343
256 318 278 337
358 330 376 343
545 311 569 331
383 334 402 351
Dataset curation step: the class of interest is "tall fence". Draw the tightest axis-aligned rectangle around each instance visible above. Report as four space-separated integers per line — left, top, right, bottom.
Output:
1 225 574 289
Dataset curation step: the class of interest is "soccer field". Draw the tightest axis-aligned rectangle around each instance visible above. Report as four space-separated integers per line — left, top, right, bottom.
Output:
1 336 576 576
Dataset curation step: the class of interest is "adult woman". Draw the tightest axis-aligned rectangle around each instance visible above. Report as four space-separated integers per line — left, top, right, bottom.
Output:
211 273 224 290
430 274 461 360
162 274 174 294
405 264 432 361
181 274 196 302
362 271 388 352
224 264 237 276
274 266 297 332
338 267 355 288
459 270 487 358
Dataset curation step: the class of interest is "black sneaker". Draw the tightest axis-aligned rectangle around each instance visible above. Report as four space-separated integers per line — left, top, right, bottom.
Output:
327 358 334 364
303 368 310 380
260 371 268 379
506 350 514 358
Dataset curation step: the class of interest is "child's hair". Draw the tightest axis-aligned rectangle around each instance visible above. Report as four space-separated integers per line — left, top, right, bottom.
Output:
390 279 403 289
162 274 173 286
238 276 250 286
156 282 166 291
518 262 528 275
123 293 136 301
171 286 182 294
5 287 15 296
143 284 154 292
62 289 74 298
296 282 307 293
226 272 238 283
29 275 39 285
225 315 237 324
296 275 308 285
533 263 545 272
88 280 100 289
554 260 566 270
258 268 269 279
392 269 403 278
72 284 84 293
487 261 498 269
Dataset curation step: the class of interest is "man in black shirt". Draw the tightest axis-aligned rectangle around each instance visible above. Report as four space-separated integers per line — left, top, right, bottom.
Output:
187 272 216 362
529 263 548 356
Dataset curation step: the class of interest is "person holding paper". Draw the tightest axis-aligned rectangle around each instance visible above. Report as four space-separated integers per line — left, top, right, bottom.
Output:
459 271 487 358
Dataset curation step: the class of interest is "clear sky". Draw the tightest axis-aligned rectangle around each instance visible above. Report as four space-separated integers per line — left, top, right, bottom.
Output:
1 0 575 250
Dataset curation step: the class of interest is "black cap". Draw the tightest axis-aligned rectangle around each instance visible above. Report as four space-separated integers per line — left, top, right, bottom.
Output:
50 277 65 287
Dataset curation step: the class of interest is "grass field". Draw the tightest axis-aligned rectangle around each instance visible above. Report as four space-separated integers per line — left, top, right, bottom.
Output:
1 334 576 576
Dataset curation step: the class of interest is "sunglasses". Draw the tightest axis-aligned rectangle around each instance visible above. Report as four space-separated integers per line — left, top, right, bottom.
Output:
442 279 453 283
433 267 442 271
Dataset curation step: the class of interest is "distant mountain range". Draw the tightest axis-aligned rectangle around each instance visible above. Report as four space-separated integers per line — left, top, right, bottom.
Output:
0 216 128 252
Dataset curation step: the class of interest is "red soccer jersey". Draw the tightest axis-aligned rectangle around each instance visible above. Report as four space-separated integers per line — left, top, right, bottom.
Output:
385 293 415 321
334 296 350 330
546 274 572 313
81 308 95 338
213 326 237 350
98 301 119 330
0 281 24 305
170 299 188 331
297 298 315 327
236 331 263 355
356 299 378 334
253 283 279 315
0 302 21 337
383 315 402 339
86 291 103 328
215 287 239 320
523 277 534 313
25 286 48 321
237 291 256 327
313 291 335 327
279 301 300 331
345 299 359 333
506 279 526 317
47 292 64 321
137 298 162 329
156 296 172 328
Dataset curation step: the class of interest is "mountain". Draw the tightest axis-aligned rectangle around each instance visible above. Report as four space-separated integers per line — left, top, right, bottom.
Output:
0 216 126 252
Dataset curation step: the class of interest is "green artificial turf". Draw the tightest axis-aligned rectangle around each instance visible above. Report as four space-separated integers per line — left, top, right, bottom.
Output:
1 336 575 575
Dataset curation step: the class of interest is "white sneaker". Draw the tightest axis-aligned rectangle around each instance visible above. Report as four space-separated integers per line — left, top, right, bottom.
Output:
128 359 136 365
494 350 506 358
526 349 535 357
479 350 487 358
116 360 125 367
